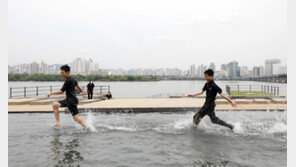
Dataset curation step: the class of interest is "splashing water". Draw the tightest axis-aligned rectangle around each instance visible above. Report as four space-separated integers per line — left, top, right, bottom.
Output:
70 111 287 139
85 112 97 132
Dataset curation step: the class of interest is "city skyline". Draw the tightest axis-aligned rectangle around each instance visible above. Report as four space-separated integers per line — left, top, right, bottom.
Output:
8 57 287 77
7 57 286 71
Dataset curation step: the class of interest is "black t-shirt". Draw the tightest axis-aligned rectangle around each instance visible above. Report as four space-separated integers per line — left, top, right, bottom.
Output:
87 83 95 92
202 80 222 100
61 76 78 102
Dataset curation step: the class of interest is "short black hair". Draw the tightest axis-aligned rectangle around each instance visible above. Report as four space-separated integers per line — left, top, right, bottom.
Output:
60 65 70 73
204 69 214 76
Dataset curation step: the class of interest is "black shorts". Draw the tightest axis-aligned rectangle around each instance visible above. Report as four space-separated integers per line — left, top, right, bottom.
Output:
58 99 79 116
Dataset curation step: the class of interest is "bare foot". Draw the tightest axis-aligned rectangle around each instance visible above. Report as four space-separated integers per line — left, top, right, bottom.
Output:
51 122 61 127
232 127 237 133
231 124 236 133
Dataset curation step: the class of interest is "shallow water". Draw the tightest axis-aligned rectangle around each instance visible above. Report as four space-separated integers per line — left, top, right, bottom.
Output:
9 111 287 167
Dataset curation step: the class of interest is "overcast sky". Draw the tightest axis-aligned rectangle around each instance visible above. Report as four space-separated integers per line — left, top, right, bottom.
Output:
8 0 287 70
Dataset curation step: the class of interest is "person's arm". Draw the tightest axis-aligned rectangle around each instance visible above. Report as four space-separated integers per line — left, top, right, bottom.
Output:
76 84 87 95
48 81 67 97
47 90 63 97
187 83 206 97
214 83 237 108
220 93 237 108
187 90 204 97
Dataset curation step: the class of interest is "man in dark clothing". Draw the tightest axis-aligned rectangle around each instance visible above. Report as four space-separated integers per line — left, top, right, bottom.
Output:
87 80 95 99
187 69 237 132
47 65 88 128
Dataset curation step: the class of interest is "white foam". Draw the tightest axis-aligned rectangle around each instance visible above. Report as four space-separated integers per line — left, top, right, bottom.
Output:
232 121 243 134
173 119 193 130
97 124 137 131
86 112 98 132
268 122 287 134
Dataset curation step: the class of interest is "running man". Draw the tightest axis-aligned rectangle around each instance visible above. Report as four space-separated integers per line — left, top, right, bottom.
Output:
47 65 88 128
187 69 237 132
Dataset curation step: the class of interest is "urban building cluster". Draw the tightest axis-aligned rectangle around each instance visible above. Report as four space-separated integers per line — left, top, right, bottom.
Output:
9 58 286 78
188 59 286 78
8 58 99 75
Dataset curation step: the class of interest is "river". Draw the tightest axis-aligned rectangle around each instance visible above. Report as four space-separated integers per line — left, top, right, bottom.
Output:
8 80 287 98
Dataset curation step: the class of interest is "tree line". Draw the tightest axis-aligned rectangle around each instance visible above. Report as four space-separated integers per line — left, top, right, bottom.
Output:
8 73 160 82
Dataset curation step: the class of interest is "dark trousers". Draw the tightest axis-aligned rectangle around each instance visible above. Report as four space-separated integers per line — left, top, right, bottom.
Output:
88 92 93 99
193 102 233 129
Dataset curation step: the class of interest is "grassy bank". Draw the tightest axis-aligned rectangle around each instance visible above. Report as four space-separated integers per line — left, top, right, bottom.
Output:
230 91 274 96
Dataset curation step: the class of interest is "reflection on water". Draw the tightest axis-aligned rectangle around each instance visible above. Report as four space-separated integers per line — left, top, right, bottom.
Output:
50 135 84 167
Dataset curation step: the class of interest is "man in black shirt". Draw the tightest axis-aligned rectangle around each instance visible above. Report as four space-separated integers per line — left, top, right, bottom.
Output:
187 69 237 132
87 80 95 99
47 65 88 128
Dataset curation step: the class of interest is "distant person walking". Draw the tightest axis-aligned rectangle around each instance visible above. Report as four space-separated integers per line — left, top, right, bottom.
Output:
87 80 95 99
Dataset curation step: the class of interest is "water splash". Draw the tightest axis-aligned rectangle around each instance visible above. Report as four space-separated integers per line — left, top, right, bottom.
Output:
69 111 287 140
172 118 193 130
232 121 243 134
97 124 137 131
85 112 97 132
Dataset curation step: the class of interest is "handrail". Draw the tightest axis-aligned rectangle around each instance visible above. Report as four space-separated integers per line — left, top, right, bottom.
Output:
8 85 110 98
226 84 279 96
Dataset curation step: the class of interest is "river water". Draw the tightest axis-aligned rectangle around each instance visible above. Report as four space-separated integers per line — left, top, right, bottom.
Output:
8 80 287 166
9 111 286 167
8 80 287 97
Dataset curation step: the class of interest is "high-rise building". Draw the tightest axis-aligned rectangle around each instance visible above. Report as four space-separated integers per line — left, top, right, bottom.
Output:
197 64 207 77
226 61 239 77
221 64 227 71
30 61 39 74
252 66 264 77
218 63 228 77
40 60 48 74
70 58 99 75
189 64 196 76
209 63 216 72
265 59 281 75
239 66 249 77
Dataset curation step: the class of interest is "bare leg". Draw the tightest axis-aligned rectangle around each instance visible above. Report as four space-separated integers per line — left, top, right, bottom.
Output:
73 115 89 129
51 103 61 127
